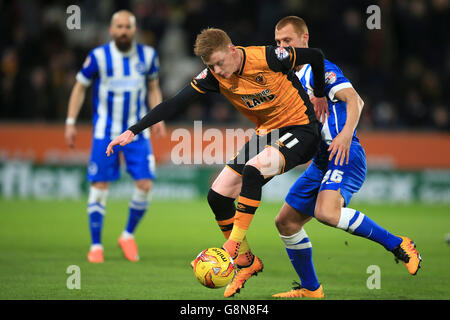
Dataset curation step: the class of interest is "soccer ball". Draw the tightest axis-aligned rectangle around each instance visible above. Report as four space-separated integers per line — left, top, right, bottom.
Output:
193 247 236 288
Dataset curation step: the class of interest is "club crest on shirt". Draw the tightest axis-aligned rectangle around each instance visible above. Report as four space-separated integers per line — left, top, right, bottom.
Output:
275 47 289 61
325 71 337 85
195 68 208 79
135 62 146 74
255 73 266 85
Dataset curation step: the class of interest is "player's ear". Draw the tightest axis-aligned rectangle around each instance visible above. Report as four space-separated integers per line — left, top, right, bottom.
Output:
303 33 309 45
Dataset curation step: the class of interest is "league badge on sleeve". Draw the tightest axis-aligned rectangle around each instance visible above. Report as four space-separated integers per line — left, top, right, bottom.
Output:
83 56 91 68
275 47 290 61
325 71 337 85
195 68 208 79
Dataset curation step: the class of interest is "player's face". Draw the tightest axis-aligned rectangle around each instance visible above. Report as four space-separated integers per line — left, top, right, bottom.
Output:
204 46 239 79
110 14 137 52
275 24 308 48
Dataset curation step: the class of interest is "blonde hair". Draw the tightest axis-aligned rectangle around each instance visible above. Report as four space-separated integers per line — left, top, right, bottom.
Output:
194 28 232 61
275 16 309 36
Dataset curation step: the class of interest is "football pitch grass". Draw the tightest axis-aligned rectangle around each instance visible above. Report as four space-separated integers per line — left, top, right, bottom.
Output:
0 198 449 300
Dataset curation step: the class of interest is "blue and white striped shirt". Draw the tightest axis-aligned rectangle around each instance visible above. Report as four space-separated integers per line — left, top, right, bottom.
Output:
296 59 358 145
76 41 159 140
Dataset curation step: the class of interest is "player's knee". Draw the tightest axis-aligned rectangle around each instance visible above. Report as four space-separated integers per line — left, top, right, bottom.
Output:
314 203 340 227
135 179 152 193
275 207 303 235
242 165 265 187
92 181 109 190
274 213 289 233
207 188 235 220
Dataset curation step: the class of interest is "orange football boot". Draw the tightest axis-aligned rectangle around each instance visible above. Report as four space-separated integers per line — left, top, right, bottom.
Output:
87 246 104 263
392 236 422 275
272 282 324 298
118 236 140 262
224 255 263 297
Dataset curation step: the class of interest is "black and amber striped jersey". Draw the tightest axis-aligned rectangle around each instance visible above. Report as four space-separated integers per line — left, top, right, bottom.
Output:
128 46 325 137
191 46 325 134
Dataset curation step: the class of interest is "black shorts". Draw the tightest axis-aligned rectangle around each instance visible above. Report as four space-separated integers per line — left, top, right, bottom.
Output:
227 122 321 175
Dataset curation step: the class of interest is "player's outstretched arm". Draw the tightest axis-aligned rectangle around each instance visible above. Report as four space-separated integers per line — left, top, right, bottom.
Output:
328 87 364 165
106 130 135 156
105 84 202 156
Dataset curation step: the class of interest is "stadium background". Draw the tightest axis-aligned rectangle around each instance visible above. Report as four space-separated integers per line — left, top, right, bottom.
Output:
0 0 449 301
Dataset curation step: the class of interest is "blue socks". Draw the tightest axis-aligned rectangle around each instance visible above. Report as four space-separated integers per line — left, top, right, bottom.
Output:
88 204 104 245
337 208 402 251
87 185 151 246
279 208 402 291
124 186 150 235
280 229 320 291
125 202 148 234
87 186 108 246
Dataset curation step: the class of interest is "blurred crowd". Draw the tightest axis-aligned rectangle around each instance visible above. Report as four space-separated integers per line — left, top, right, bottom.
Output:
1 0 449 131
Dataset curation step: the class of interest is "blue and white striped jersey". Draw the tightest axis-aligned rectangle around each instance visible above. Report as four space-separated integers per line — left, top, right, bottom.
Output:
295 59 358 145
76 41 159 140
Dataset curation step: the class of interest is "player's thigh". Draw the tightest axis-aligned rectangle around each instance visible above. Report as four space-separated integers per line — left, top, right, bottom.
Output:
246 145 285 178
315 142 367 225
211 166 242 198
226 133 260 177
285 162 324 217
270 124 321 174
87 138 121 182
275 202 313 236
319 141 367 207
122 138 156 181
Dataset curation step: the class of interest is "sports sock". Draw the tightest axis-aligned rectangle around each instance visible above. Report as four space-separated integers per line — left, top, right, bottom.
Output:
87 186 108 245
280 229 320 291
229 165 265 244
207 189 253 265
207 189 235 239
337 207 402 251
125 186 150 235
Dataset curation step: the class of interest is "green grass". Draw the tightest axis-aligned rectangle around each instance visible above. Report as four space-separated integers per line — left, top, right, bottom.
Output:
0 199 449 300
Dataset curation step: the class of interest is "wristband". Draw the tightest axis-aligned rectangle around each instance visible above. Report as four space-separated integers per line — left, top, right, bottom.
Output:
66 118 76 125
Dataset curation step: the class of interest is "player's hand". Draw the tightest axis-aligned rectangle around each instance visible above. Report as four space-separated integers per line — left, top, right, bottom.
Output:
151 121 167 138
106 130 135 156
310 95 329 124
328 129 352 166
65 124 77 149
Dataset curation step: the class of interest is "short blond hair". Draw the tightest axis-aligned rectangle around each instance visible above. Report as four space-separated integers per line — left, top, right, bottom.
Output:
275 16 309 36
194 28 232 61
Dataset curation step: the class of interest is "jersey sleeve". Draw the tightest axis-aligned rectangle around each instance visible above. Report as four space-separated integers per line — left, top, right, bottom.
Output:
310 60 353 102
190 68 220 94
265 45 297 74
266 46 325 97
76 50 99 86
147 50 160 81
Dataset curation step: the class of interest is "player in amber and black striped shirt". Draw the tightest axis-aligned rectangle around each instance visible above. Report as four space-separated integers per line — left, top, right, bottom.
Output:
106 27 329 297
